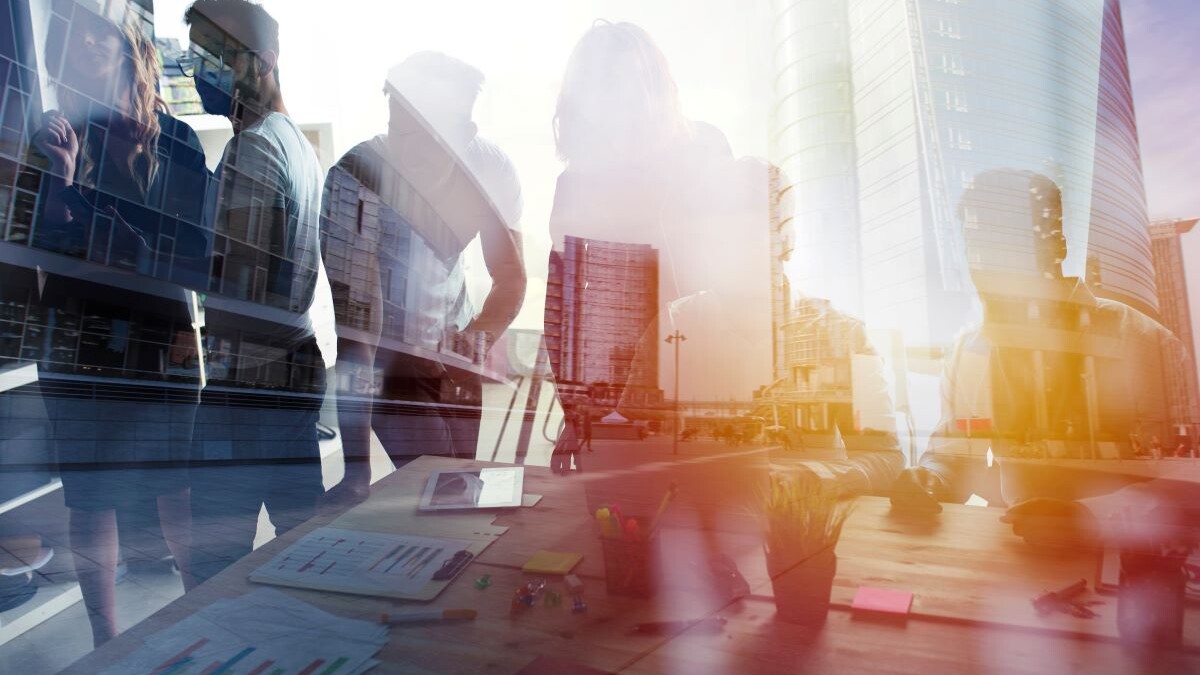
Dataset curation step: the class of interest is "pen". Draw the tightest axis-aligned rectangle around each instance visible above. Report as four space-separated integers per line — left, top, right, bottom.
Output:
379 609 477 624
1032 578 1088 615
630 616 726 635
648 482 678 536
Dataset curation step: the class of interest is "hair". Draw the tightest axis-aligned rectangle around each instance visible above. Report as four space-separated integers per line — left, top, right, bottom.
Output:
386 51 483 101
384 51 484 129
553 21 690 166
56 15 165 198
184 0 279 54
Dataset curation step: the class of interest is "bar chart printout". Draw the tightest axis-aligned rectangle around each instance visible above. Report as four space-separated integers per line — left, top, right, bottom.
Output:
250 527 474 596
99 588 388 675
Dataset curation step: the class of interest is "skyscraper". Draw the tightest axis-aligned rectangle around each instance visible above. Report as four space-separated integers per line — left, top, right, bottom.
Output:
545 235 662 407
1148 217 1200 439
773 0 1158 349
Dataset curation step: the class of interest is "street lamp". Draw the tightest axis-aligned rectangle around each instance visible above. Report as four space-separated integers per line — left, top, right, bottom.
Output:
665 330 686 455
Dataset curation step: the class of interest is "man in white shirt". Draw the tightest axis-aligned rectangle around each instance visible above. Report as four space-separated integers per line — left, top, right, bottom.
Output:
183 0 336 582
320 53 525 503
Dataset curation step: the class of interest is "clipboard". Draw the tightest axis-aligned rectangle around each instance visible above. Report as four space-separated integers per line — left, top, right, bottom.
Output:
248 526 496 601
250 461 513 601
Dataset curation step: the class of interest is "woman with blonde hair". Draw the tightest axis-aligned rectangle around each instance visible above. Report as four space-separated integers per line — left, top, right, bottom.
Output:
31 2 210 647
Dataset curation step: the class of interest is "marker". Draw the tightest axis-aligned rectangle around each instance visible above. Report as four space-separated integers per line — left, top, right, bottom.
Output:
607 504 623 537
596 507 618 538
379 609 477 624
623 517 642 541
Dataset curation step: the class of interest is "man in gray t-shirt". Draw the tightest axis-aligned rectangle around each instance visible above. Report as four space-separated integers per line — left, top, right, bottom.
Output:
183 0 336 583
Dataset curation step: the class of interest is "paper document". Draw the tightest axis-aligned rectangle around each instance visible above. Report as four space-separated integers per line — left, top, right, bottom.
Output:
100 588 387 675
251 527 477 598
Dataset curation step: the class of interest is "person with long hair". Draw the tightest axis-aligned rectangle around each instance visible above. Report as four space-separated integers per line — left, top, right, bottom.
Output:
548 21 774 414
546 20 778 602
31 2 210 646
547 21 902 603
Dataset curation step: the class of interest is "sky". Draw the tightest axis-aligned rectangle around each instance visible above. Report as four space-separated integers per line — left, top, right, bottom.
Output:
1124 0 1200 365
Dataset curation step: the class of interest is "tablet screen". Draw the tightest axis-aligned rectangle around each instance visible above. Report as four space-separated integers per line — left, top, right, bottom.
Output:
420 467 524 510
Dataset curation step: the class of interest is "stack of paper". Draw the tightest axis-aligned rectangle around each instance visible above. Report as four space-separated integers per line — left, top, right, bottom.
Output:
100 588 387 675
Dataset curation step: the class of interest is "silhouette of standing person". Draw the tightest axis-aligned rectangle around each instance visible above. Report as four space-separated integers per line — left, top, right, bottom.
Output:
182 0 337 583
320 53 525 505
29 0 210 645
548 20 775 601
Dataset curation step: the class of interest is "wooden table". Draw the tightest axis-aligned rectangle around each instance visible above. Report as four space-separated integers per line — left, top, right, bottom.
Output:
61 456 1200 674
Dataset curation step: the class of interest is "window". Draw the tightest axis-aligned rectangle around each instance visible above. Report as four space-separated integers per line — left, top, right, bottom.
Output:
935 18 963 39
944 90 968 112
948 127 973 150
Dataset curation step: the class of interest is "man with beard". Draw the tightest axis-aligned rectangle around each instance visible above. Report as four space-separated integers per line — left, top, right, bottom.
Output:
182 0 337 582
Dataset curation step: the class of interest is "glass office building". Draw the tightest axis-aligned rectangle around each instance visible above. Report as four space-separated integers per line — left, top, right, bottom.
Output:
773 0 1158 349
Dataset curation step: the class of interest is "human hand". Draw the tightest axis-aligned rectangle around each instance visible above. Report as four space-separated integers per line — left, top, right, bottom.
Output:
34 111 79 180
1002 498 1098 549
888 467 943 513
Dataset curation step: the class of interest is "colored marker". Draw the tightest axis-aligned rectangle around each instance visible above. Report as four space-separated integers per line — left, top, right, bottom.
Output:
595 507 618 538
623 517 642 541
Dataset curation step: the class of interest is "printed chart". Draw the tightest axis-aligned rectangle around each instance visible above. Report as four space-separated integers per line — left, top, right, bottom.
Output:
251 527 476 598
100 589 387 675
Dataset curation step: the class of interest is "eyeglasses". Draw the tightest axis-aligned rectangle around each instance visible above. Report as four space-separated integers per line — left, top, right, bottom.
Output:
178 44 256 78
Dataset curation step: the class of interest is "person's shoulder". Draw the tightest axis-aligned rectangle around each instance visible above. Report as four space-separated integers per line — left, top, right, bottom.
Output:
253 111 301 136
336 136 387 169
686 121 734 158
155 112 210 175
157 111 202 145
242 113 308 156
465 135 523 227
329 135 389 189
465 136 517 174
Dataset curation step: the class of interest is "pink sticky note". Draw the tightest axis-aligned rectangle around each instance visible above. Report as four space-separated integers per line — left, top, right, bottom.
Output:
852 586 914 615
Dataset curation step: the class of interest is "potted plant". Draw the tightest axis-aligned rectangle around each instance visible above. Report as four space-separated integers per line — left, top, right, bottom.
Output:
761 468 852 626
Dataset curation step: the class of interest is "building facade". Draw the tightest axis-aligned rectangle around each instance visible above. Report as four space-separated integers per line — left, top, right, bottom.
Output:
772 0 1159 350
1148 217 1200 437
545 235 662 408
1 0 483 414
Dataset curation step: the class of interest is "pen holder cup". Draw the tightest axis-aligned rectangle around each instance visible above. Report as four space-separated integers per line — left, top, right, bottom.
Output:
600 519 660 598
1117 550 1186 647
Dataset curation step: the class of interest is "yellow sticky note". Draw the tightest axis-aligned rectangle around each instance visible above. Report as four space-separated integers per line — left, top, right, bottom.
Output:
521 550 583 575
